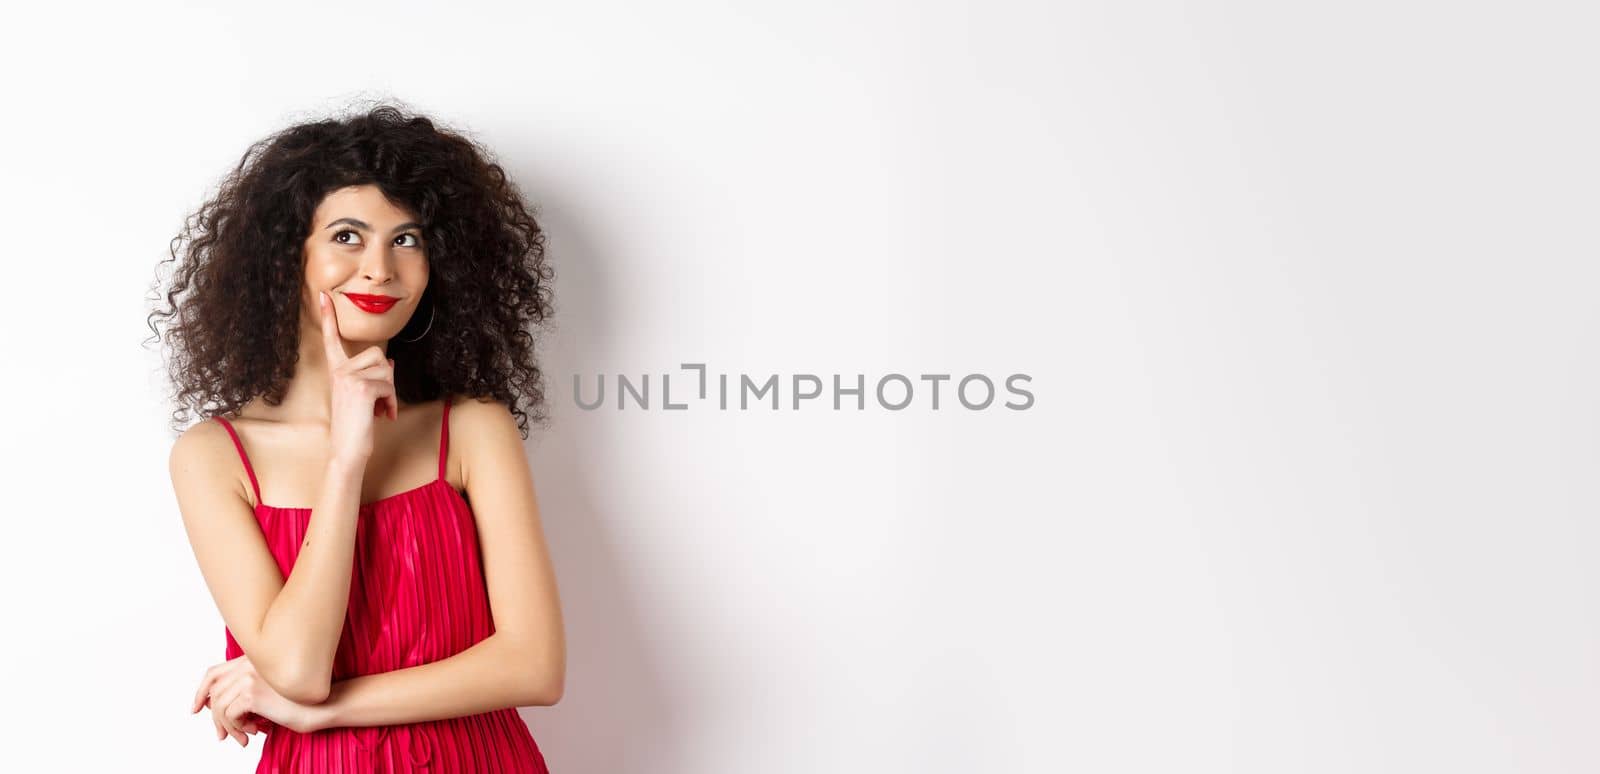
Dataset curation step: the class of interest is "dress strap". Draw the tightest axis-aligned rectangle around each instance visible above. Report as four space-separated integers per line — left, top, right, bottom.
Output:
438 395 452 481
212 416 263 507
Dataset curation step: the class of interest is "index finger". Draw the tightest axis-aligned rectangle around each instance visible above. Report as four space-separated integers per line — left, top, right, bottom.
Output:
192 672 215 713
318 291 347 365
190 659 233 713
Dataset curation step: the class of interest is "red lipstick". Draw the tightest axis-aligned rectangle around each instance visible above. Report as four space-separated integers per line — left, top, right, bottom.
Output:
344 292 399 314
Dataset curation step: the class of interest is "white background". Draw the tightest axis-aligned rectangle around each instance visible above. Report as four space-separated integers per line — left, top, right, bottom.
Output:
1 1 1596 771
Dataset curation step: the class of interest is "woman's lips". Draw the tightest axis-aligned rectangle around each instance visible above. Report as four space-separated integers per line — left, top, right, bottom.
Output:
344 292 399 314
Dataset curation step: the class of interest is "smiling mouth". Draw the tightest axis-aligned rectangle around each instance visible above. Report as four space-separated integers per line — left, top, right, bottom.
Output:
344 292 399 313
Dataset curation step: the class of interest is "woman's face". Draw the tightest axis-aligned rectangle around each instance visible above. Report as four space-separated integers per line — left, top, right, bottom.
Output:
301 184 429 347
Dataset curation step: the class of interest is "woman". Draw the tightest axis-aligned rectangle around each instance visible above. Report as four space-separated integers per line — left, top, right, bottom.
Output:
150 103 565 772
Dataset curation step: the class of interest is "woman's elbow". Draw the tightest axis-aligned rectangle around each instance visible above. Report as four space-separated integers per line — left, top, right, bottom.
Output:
542 674 565 706
280 679 332 706
522 668 564 707
260 662 331 705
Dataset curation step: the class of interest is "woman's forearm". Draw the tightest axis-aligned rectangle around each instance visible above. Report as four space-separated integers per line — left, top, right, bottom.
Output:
254 456 366 702
310 632 554 729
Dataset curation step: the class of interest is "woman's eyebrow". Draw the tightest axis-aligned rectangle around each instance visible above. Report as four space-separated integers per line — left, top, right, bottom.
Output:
324 217 422 233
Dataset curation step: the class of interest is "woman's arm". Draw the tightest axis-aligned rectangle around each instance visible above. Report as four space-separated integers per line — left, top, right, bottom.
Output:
310 630 555 728
170 421 367 704
312 398 566 727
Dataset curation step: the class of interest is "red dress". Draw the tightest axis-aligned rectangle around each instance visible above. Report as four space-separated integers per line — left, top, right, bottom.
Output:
212 397 550 773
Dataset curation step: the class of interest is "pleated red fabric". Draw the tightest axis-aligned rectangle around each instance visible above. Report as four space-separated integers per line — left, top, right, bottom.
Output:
212 397 550 773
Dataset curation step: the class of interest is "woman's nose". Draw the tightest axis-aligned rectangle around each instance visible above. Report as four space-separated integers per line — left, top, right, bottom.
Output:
360 250 396 283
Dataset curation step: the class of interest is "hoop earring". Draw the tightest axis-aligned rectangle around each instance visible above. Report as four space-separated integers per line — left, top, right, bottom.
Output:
397 304 435 343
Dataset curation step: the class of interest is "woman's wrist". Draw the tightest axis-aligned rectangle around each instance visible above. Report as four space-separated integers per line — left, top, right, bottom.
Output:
327 452 369 478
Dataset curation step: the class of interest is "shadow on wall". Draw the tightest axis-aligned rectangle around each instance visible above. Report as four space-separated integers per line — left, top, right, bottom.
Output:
512 174 687 772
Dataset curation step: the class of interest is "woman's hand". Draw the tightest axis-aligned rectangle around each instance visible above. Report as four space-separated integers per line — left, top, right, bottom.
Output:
191 654 329 743
319 290 398 465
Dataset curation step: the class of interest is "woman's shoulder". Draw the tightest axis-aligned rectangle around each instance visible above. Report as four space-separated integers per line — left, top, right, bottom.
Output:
445 396 523 461
168 414 249 501
446 395 519 433
447 397 531 497
172 409 274 455
170 413 230 461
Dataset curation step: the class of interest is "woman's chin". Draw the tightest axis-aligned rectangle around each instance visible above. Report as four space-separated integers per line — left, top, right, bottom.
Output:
340 326 403 345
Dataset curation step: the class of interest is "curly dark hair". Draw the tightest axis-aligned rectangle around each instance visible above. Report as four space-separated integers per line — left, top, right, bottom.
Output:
145 101 555 438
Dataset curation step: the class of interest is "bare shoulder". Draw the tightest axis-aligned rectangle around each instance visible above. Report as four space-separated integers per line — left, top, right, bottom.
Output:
168 417 250 508
168 416 227 479
449 396 521 439
449 397 529 486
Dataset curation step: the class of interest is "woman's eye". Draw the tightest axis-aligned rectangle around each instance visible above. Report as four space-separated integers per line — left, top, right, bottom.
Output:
334 229 362 245
396 233 421 248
